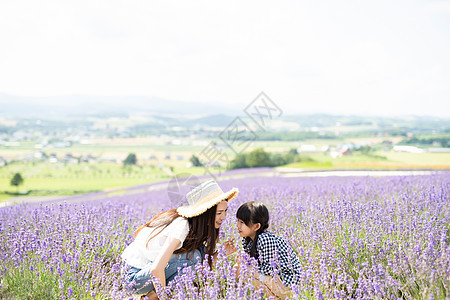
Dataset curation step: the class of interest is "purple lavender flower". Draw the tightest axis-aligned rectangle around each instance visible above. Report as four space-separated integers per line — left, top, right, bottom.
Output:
0 173 448 299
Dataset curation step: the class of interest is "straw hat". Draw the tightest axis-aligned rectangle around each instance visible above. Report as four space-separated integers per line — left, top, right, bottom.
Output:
177 179 238 218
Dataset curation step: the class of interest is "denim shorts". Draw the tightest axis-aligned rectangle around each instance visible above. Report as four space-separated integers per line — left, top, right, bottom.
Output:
122 248 203 295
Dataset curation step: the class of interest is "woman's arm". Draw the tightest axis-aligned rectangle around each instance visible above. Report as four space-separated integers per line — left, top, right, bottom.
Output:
150 237 181 287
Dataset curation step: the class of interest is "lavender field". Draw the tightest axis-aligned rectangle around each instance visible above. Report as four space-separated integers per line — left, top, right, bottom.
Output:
0 173 449 299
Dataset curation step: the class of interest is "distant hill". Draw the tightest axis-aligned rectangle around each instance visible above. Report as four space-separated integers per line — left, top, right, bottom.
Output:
0 93 240 118
1 93 449 136
185 114 235 127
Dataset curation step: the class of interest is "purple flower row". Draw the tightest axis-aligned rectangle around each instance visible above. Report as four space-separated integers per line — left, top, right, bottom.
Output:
0 173 448 299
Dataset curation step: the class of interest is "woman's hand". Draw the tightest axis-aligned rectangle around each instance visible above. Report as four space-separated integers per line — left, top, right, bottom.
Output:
224 239 237 256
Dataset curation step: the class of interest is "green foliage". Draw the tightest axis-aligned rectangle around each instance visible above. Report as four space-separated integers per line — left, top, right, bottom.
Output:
228 153 248 169
228 148 306 169
123 153 137 166
1 261 60 300
270 153 287 167
359 145 372 154
284 148 299 164
190 155 202 167
10 172 24 188
245 148 271 168
353 146 388 160
0 162 175 200
401 136 450 147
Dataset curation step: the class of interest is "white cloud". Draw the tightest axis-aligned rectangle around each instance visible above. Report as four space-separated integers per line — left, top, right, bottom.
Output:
0 0 449 116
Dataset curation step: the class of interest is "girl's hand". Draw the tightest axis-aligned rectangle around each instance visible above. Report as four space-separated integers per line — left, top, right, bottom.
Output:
224 239 237 256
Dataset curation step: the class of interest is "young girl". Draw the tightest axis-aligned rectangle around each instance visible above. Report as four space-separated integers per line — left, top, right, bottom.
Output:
236 201 301 297
121 180 238 299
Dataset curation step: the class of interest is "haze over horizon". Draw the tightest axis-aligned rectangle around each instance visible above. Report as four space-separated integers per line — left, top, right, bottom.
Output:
1 92 449 119
1 0 449 117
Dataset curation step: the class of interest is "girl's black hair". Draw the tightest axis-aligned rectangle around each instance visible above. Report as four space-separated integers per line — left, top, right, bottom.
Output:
236 201 269 259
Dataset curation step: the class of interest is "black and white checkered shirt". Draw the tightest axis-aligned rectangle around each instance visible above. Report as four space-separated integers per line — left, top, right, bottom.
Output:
243 232 301 286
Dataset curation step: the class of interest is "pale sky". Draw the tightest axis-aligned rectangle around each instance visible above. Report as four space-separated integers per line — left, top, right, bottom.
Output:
0 0 449 117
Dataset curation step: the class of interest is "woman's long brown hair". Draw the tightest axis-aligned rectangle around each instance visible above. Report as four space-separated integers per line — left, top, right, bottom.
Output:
134 205 219 267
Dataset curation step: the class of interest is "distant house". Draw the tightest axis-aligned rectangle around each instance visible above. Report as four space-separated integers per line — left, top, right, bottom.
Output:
297 145 317 153
164 152 171 160
341 148 352 156
0 157 6 167
338 143 359 151
427 148 450 153
34 151 47 161
329 145 353 158
80 139 92 145
99 157 117 163
321 145 330 152
393 146 424 153
329 151 340 158
80 154 97 163
62 153 78 164
176 155 184 161
298 144 330 153
49 153 58 163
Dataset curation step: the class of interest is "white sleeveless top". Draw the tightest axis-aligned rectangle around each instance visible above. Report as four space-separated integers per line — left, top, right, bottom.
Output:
121 217 190 269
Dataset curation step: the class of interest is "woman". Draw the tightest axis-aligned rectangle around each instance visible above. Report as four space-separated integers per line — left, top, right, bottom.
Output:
121 179 238 299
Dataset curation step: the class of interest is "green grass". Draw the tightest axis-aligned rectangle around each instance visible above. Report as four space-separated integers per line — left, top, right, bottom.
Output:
0 161 224 202
0 192 12 201
283 151 450 170
380 151 450 166
311 152 387 163
2 261 61 300
1 177 158 192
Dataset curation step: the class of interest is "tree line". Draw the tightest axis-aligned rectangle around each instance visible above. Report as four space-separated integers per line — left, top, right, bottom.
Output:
190 148 313 170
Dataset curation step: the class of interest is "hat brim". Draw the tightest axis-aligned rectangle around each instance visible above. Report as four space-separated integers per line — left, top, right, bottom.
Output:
176 188 238 218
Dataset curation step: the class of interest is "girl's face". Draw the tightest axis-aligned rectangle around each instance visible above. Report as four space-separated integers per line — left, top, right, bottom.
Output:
215 200 228 229
237 219 260 240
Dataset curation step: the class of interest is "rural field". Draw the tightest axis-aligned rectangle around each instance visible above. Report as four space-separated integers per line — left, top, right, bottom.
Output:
1 136 449 202
0 172 448 299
